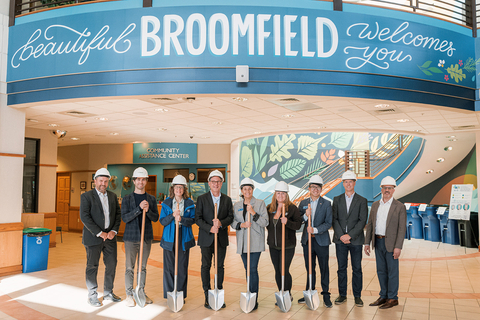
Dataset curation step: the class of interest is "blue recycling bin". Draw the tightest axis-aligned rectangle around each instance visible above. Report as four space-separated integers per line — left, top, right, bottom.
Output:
22 228 52 273
420 206 441 242
437 209 459 245
406 205 423 239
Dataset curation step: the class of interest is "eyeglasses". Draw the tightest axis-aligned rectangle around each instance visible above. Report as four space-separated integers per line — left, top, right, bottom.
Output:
382 186 394 190
309 185 321 191
210 180 222 184
174 186 184 190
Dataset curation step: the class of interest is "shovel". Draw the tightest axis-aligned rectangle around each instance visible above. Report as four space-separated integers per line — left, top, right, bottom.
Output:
208 203 224 311
275 204 291 312
133 208 147 308
240 204 256 313
303 209 320 310
167 203 184 312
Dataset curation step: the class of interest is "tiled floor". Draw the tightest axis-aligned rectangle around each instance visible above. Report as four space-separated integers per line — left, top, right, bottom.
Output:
1 231 480 320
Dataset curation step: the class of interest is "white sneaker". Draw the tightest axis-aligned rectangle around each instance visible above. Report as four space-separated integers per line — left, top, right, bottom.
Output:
145 295 153 304
126 295 136 307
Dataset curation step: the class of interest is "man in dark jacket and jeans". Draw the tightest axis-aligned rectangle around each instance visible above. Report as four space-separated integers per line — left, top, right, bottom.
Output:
121 167 159 307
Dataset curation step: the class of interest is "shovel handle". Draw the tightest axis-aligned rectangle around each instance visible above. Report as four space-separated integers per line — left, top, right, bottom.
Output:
308 213 312 277
137 208 146 285
281 204 285 278
174 203 179 279
214 203 218 281
247 202 251 282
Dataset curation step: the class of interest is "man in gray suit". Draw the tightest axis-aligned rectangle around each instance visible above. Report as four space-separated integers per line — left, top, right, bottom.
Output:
298 175 333 308
80 168 122 307
332 171 368 307
364 176 407 309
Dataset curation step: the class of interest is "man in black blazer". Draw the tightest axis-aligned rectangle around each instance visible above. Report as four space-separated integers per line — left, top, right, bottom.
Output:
195 170 234 309
80 168 122 307
332 171 368 307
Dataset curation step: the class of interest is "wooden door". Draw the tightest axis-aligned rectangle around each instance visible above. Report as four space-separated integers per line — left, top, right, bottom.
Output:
146 175 157 199
56 173 70 231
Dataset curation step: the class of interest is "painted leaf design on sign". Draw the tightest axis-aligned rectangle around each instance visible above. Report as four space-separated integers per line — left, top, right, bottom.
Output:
297 135 327 160
269 134 296 163
241 146 253 178
329 132 353 148
304 159 327 180
320 149 337 164
280 159 306 179
268 164 279 177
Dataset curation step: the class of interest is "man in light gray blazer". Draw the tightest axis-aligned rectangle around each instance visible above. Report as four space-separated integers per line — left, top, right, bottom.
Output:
364 176 407 310
332 171 368 307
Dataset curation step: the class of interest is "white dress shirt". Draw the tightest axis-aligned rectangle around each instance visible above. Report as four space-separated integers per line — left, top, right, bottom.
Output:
95 189 110 237
345 192 355 233
303 197 319 234
375 197 393 236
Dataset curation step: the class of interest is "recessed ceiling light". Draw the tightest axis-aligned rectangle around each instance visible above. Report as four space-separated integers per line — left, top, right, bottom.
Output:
232 97 248 102
414 129 421 132
375 104 390 108
213 121 223 125
426 169 434 174
318 126 327 129
70 137 80 140
446 135 456 138
48 123 59 127
449 138 457 142
444 146 453 151
27 118 38 122
201 136 210 139
109 132 119 135
437 158 445 162
282 114 295 118
132 112 148 116
95 117 108 121
154 108 169 112
397 119 410 123
254 131 262 134
157 128 167 131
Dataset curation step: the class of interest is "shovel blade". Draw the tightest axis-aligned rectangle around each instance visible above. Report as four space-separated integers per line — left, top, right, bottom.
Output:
274 290 291 313
133 287 146 308
303 289 320 310
167 290 184 312
208 288 224 311
240 291 257 313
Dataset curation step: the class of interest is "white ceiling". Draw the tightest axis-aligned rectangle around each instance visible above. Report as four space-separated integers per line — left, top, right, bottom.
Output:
12 94 480 146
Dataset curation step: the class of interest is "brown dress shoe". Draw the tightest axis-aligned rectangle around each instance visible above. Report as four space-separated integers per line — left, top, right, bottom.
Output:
369 297 387 306
379 299 399 309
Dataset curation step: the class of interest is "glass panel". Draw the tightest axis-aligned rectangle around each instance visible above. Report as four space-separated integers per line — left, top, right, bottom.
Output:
23 138 39 212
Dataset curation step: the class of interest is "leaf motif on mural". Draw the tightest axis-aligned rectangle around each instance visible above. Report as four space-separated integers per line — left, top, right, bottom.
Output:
297 135 327 160
280 159 306 179
269 134 296 163
320 149 337 164
329 132 353 148
463 57 479 73
380 133 390 146
446 64 466 83
241 146 253 178
304 158 327 180
418 60 443 76
245 139 256 146
370 136 379 153
351 132 370 150
256 137 269 173
268 164 279 177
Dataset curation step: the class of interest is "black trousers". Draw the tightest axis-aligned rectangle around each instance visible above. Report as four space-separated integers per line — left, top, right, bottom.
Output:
302 240 330 296
163 227 190 299
84 239 117 298
269 246 295 292
200 244 227 293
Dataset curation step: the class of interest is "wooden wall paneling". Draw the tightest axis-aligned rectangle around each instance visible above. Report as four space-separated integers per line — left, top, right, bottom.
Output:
0 223 24 276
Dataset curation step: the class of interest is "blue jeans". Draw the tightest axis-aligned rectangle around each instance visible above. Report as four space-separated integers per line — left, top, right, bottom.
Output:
335 242 363 297
375 237 399 300
241 252 261 295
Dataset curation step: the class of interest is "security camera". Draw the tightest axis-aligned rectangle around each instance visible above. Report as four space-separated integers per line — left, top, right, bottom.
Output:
189 134 194 139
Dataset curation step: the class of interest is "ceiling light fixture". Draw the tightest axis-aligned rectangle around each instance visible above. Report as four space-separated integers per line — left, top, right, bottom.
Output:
109 132 119 135
449 138 457 142
95 117 108 121
71 137 80 140
397 119 410 123
213 121 223 125
437 158 445 162
444 146 453 151
201 136 210 139
375 104 390 108
254 131 262 134
446 135 456 138
154 108 169 112
414 129 421 132
48 123 59 127
27 118 38 122
232 97 248 102
282 114 295 118
426 169 434 174
157 128 167 131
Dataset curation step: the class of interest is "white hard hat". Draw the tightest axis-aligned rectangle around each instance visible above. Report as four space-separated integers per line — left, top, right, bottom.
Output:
172 175 187 186
132 167 148 178
380 176 397 187
94 168 111 179
342 170 357 181
275 181 289 192
240 177 254 189
308 175 324 186
208 170 224 181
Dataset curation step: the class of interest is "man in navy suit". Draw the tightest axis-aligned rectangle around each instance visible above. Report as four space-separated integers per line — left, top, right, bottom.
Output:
195 170 234 309
80 168 122 307
298 175 333 308
332 171 368 307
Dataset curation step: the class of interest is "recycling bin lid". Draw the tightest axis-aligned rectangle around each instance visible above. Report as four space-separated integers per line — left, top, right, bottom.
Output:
23 227 52 236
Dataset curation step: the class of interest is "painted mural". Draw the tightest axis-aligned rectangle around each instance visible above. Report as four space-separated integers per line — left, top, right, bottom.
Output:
239 132 399 203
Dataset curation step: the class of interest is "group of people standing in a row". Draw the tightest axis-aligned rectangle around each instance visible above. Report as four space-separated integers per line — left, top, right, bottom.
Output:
80 167 406 311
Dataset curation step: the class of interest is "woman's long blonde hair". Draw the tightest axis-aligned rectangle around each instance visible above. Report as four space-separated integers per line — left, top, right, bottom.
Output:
267 191 292 214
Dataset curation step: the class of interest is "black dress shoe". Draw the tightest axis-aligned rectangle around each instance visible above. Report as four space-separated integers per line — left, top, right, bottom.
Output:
253 302 258 311
379 299 398 309
323 295 333 308
369 297 387 307
335 296 347 305
88 297 102 307
204 301 212 309
221 303 226 308
103 293 121 302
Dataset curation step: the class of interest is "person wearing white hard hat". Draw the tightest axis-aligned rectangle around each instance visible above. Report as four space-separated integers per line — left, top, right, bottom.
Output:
160 174 196 302
231 178 269 310
297 175 333 308
195 169 234 309
80 168 122 307
332 171 368 307
121 167 159 306
364 176 406 310
266 181 302 305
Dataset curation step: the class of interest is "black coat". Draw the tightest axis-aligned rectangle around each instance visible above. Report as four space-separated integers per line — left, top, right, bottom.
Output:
80 189 121 246
121 192 159 242
195 192 234 247
332 193 368 245
266 203 302 248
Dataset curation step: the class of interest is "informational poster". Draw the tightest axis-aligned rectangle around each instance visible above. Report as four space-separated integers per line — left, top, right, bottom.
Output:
449 184 473 220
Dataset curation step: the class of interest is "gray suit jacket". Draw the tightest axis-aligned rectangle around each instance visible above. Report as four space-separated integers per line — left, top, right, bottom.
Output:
80 189 121 246
231 197 269 254
332 193 368 245
299 197 332 246
364 198 407 252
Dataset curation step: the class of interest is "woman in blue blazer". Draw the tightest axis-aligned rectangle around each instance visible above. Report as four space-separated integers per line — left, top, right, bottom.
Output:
160 175 196 301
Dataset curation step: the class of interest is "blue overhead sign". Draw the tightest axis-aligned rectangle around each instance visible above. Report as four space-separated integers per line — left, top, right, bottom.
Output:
133 143 197 164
